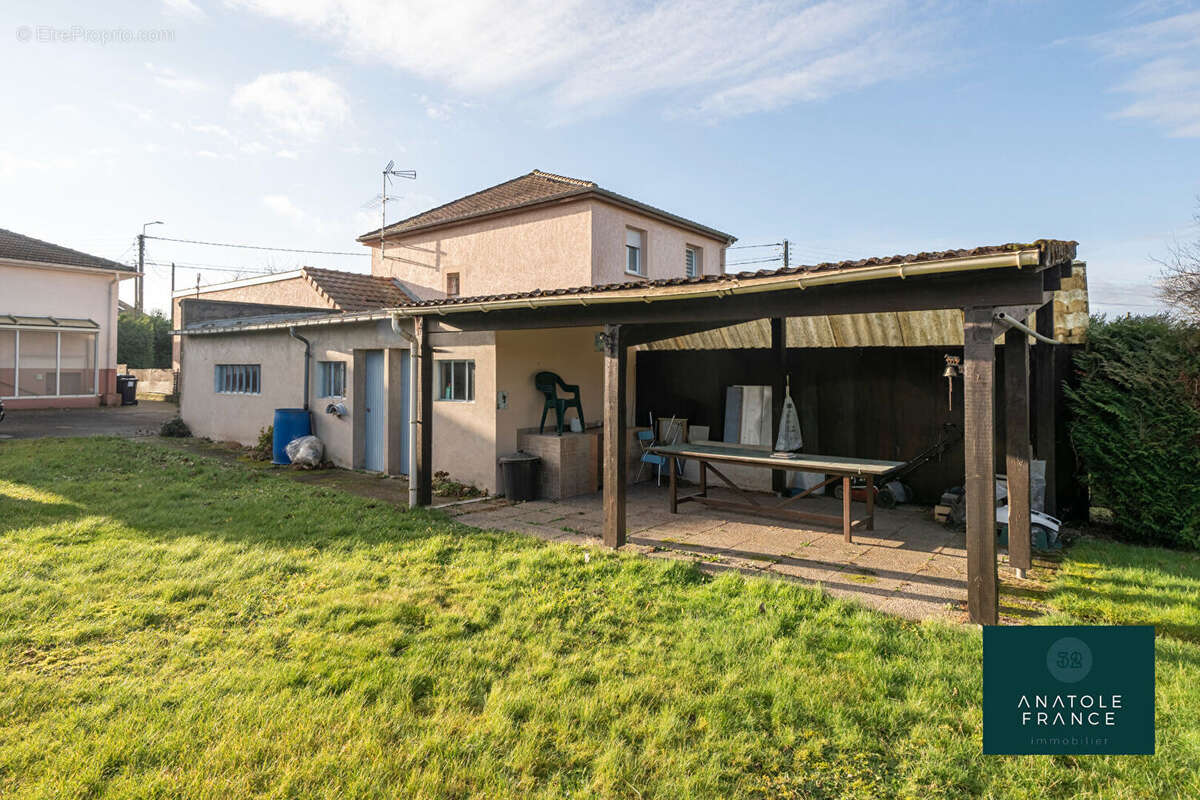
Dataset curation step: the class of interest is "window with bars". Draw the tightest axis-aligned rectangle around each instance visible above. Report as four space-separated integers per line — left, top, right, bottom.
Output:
685 246 702 278
215 364 261 394
436 359 474 402
317 361 346 397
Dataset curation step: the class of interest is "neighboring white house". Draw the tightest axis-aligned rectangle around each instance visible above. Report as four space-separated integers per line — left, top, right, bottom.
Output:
1 228 137 408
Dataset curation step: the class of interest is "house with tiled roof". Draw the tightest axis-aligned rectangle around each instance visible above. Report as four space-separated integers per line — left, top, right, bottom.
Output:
175 169 1084 625
1 228 137 407
176 170 735 488
175 170 1084 552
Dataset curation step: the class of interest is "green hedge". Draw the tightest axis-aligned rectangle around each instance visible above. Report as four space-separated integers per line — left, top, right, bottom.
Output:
1065 316 1200 549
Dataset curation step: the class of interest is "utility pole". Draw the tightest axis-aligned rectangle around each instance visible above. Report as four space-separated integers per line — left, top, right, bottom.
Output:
782 238 789 269
138 220 163 314
136 234 144 312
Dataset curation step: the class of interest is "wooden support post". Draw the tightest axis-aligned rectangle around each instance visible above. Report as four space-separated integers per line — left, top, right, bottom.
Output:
1004 327 1032 578
770 317 787 494
842 476 852 543
602 323 627 548
1034 302 1057 516
964 307 999 625
865 475 875 531
669 456 678 514
413 317 433 507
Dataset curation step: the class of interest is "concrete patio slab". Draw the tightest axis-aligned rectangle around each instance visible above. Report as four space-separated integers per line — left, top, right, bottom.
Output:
453 482 975 622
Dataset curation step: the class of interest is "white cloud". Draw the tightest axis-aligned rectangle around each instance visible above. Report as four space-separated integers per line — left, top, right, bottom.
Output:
1083 9 1200 137
275 149 300 159
231 71 350 139
263 194 321 230
146 62 208 93
229 0 946 119
190 122 234 140
163 0 206 19
0 151 76 177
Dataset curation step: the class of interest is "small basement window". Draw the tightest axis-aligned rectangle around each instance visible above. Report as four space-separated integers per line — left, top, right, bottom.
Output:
436 359 474 402
685 246 702 278
215 364 260 394
317 361 346 397
446 272 460 297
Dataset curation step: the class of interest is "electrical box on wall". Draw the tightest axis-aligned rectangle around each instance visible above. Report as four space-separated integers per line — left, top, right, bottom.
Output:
496 390 508 409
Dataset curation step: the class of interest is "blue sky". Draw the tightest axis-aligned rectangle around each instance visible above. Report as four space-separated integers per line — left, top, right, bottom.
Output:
2 0 1197 315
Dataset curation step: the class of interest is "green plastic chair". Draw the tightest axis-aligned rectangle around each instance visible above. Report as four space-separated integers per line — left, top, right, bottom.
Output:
535 371 584 435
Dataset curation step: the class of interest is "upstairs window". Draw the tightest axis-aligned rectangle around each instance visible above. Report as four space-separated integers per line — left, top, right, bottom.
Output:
446 272 460 297
317 360 346 397
626 227 645 276
437 359 474 402
215 364 260 394
685 246 702 278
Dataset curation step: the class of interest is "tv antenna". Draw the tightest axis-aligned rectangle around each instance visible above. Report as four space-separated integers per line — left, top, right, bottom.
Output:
371 160 416 251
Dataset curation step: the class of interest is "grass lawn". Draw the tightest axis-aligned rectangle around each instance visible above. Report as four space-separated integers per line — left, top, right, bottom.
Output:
0 438 1197 799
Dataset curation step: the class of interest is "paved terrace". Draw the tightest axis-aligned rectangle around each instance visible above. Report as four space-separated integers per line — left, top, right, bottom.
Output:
451 484 985 622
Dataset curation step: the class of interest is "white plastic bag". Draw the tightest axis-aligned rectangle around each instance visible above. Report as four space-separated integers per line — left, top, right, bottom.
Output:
285 434 324 467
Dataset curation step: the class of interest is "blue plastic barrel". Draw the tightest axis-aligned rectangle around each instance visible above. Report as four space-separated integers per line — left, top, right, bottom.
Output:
272 408 312 465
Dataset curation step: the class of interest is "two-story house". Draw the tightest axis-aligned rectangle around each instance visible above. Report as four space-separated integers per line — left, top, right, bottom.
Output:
176 171 735 492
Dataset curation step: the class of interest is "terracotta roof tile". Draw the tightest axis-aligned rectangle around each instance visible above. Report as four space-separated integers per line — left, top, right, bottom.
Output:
301 267 414 312
394 240 1078 309
357 169 734 243
0 227 134 272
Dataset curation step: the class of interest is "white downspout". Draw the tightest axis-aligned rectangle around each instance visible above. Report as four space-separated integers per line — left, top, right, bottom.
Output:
391 313 418 508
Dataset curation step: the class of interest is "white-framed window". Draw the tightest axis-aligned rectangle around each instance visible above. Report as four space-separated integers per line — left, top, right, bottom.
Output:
625 227 645 276
436 359 474 402
317 360 346 397
685 246 702 278
215 364 260 395
0 328 98 399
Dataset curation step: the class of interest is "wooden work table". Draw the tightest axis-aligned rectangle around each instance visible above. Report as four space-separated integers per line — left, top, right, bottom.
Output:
648 442 903 542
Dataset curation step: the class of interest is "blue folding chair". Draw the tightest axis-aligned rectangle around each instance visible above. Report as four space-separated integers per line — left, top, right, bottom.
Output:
636 429 670 486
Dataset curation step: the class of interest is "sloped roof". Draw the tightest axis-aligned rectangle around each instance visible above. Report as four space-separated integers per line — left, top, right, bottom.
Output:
357 169 735 244
393 240 1078 310
301 267 416 312
0 228 134 273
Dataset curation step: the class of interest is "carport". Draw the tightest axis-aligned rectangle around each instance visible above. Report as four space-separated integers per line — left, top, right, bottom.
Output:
391 240 1077 625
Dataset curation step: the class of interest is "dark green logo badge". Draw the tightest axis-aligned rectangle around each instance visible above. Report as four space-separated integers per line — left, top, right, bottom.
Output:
983 626 1154 755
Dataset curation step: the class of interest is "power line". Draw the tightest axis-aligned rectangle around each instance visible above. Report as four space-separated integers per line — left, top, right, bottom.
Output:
728 242 781 250
143 259 285 275
144 235 368 258
726 255 784 267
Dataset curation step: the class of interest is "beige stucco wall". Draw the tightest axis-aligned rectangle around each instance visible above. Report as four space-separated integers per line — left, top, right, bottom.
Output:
171 275 332 369
427 329 499 492
370 199 729 300
493 326 638 491
0 262 124 401
589 200 728 286
179 320 643 496
179 319 406 471
370 203 594 300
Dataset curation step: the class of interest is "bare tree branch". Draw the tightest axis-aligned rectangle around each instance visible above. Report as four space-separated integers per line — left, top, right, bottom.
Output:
1159 203 1200 320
